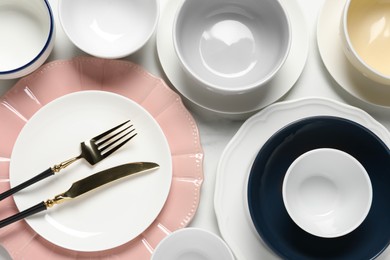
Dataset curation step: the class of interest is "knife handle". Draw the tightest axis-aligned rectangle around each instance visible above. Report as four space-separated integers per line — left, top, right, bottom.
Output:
0 201 47 228
0 168 54 201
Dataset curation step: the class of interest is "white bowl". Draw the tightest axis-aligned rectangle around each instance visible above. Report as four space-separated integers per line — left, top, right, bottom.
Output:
282 148 372 238
173 0 291 95
341 0 390 85
0 0 55 79
152 228 234 260
59 0 159 59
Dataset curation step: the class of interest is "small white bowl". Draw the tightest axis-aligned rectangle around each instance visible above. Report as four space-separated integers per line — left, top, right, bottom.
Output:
341 0 390 85
282 148 372 238
152 228 234 260
59 0 159 59
173 0 291 95
0 0 55 79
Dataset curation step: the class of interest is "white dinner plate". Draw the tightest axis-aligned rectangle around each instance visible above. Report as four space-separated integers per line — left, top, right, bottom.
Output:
214 97 390 260
156 0 308 117
317 0 390 108
10 91 172 252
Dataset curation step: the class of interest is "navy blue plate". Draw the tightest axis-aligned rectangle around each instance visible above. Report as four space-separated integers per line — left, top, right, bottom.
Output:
247 116 390 260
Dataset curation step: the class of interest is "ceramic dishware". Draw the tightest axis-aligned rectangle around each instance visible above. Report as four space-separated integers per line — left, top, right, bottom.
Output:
173 0 291 95
0 0 55 79
158 0 308 118
317 0 390 108
215 98 390 260
10 91 172 251
151 228 234 260
0 57 204 259
283 148 372 238
341 0 390 85
247 116 390 259
59 0 159 59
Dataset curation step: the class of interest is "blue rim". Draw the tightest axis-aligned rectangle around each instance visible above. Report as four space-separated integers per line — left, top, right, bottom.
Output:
0 0 54 75
247 116 390 260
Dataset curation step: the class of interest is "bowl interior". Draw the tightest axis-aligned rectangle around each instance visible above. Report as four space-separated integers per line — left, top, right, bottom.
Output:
346 0 390 77
0 0 52 73
59 0 158 58
174 0 290 92
152 228 234 260
283 148 372 238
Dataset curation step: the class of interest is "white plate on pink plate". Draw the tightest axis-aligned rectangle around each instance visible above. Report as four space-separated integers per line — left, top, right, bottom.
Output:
0 57 203 259
156 0 308 118
10 91 172 252
214 97 390 260
317 0 390 108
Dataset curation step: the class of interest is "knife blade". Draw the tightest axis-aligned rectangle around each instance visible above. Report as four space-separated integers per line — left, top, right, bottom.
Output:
0 162 159 229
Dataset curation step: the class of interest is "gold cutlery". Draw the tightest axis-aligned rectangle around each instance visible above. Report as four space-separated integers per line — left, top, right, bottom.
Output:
0 162 159 228
0 120 137 201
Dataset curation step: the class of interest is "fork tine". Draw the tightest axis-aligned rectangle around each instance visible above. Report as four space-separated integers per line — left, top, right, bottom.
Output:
101 132 138 158
93 120 131 141
96 125 134 146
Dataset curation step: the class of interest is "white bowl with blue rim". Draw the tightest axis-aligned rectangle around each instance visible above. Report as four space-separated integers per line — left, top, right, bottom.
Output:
0 0 55 80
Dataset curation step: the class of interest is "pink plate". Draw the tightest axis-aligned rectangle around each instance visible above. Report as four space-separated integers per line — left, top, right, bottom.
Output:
0 57 204 259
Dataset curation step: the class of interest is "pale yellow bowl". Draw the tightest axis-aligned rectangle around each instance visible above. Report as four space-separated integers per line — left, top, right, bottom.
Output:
341 0 390 85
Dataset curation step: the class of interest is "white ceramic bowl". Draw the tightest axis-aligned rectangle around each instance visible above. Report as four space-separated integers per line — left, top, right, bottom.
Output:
152 228 234 260
173 0 291 95
59 0 159 59
341 0 390 85
0 0 55 79
282 148 372 238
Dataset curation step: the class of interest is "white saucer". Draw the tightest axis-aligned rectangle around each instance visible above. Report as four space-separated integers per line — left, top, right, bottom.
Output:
156 0 308 117
317 0 390 108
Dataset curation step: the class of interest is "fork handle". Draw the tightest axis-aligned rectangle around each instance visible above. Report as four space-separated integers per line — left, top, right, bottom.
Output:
0 168 54 201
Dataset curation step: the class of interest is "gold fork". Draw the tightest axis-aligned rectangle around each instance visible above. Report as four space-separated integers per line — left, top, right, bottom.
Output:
0 120 137 201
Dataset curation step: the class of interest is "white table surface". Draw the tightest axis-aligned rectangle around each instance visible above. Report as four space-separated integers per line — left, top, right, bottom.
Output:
1 0 389 259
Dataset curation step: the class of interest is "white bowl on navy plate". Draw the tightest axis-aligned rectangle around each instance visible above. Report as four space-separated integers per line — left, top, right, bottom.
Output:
282 148 373 238
0 0 55 80
173 0 291 95
59 0 159 59
152 228 234 260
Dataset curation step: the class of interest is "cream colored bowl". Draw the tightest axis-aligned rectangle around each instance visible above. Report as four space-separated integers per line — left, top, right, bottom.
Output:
341 0 390 85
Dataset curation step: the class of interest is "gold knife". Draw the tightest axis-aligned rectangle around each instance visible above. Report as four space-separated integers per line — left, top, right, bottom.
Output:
0 162 159 229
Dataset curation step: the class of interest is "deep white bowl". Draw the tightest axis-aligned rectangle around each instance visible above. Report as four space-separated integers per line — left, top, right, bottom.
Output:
59 0 159 59
0 0 55 79
341 0 390 85
283 148 372 238
152 228 234 260
173 0 291 95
